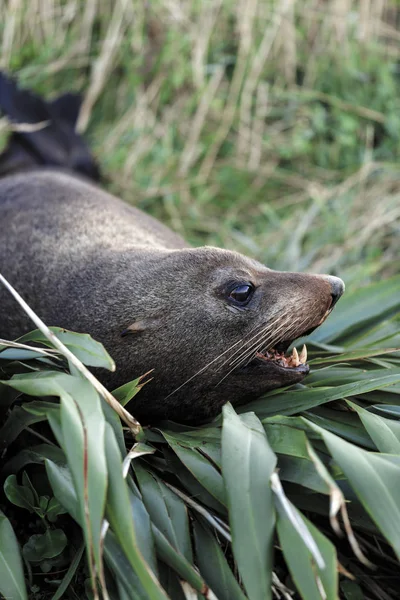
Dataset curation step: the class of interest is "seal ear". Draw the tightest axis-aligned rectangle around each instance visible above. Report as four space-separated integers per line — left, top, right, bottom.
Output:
121 315 163 336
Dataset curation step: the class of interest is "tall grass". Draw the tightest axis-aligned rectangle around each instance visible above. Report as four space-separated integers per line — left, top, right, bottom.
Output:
0 0 399 284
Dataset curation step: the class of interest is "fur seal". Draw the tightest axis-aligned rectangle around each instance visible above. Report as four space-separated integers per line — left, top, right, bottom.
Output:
0 74 344 423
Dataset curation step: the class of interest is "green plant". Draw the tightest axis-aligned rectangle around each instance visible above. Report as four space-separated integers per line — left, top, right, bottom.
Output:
1 275 400 599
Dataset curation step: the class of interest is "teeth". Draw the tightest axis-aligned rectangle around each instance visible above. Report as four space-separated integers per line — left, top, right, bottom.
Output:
299 344 307 364
291 346 300 367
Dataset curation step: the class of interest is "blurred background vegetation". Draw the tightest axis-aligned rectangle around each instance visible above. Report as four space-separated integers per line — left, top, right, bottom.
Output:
0 0 399 281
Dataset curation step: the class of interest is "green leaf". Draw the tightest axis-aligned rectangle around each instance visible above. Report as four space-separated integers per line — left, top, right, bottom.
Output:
238 370 400 419
18 327 115 371
57 375 108 583
23 529 67 562
164 447 225 515
158 562 187 600
135 463 193 562
51 541 85 600
151 526 207 594
306 420 400 560
221 404 276 600
278 455 330 494
348 401 400 453
46 497 68 522
0 405 48 448
310 347 400 365
193 519 247 600
103 423 169 600
0 509 27 600
128 490 158 575
4 474 36 512
276 504 338 600
2 444 65 478
112 377 144 406
163 432 226 506
45 461 80 523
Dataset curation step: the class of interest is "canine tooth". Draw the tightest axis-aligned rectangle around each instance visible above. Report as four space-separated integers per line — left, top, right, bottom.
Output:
299 344 307 364
292 347 300 366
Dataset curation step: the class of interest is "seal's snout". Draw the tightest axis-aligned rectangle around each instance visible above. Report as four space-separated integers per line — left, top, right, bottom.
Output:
323 275 345 308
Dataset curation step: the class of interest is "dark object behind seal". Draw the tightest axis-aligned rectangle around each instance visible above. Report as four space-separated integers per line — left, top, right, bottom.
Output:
0 73 344 424
0 73 100 181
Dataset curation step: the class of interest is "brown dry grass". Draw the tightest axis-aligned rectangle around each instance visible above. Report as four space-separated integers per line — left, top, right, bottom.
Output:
0 0 399 284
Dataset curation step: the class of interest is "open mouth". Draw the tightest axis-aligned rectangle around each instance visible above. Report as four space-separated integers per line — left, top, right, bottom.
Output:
255 341 308 372
251 306 334 374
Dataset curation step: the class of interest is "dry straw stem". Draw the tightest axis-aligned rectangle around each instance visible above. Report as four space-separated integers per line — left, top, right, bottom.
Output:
77 0 133 133
0 338 59 357
0 273 142 436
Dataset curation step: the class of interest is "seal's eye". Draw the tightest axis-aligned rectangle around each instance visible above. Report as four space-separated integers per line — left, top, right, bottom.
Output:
228 283 254 305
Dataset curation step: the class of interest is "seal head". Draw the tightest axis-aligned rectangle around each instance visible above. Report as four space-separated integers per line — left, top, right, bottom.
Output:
110 246 344 422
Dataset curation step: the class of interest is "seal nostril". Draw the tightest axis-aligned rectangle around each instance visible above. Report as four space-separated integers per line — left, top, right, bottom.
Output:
330 293 340 308
327 276 345 309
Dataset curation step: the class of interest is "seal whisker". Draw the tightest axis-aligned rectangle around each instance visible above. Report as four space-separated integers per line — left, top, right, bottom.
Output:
163 336 247 399
227 312 298 369
166 314 289 398
226 298 321 375
214 313 301 387
217 314 286 371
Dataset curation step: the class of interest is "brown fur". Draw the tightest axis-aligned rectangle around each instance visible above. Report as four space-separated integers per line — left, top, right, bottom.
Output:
0 169 343 423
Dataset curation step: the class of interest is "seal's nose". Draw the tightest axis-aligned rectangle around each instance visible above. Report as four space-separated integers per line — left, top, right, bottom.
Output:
323 275 345 308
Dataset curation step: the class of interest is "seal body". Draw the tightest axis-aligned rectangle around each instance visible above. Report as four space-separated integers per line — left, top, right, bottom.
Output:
0 75 344 423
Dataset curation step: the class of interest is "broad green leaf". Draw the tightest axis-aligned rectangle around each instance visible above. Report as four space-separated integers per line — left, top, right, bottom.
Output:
306 421 400 560
348 401 400 454
46 459 148 600
18 327 115 370
57 376 107 585
0 509 27 600
112 377 144 406
345 313 400 349
129 490 158 575
103 423 169 600
135 462 193 562
238 370 400 419
276 504 337 600
278 455 330 494
372 405 400 418
105 530 149 600
304 406 375 448
45 461 80 523
2 444 65 478
222 405 276 600
159 427 222 467
163 432 226 506
340 580 364 600
164 447 225 514
152 526 207 594
158 562 187 600
46 496 68 521
22 529 67 562
15 373 108 586
310 347 400 365
0 405 48 447
263 423 310 458
4 474 36 511
193 519 247 600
